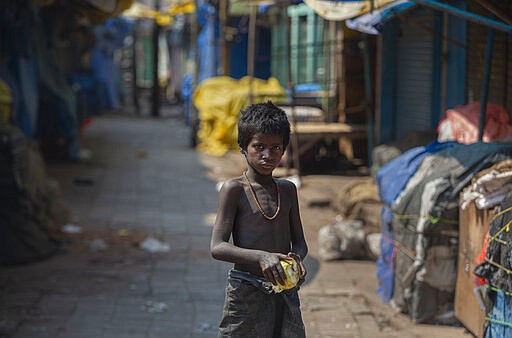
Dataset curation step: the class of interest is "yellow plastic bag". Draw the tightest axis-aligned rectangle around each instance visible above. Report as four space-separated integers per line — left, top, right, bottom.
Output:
272 258 301 293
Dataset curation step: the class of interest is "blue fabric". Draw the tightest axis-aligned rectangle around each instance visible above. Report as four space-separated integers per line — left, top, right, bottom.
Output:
89 18 132 111
485 290 512 338
377 141 456 206
181 74 194 125
197 1 217 84
376 207 394 303
4 13 39 138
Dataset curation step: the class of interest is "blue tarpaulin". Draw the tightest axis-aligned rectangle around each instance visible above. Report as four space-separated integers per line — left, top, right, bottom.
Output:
486 290 512 337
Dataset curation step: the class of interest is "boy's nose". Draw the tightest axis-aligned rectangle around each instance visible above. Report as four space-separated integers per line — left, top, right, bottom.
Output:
261 148 271 158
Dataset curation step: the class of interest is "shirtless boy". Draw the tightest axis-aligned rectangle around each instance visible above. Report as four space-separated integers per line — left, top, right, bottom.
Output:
210 101 308 337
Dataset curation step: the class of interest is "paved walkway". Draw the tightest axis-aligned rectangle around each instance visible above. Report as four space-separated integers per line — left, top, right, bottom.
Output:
1 113 228 338
0 112 472 338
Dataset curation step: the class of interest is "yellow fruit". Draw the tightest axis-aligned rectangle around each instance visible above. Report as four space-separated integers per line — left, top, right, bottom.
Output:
272 259 300 293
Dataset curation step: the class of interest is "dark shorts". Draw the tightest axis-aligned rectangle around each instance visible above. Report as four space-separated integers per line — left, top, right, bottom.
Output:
218 270 306 338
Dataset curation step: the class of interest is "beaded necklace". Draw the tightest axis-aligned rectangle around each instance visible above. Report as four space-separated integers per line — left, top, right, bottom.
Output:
242 171 280 220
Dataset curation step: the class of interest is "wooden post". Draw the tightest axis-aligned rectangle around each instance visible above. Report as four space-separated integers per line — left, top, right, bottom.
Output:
132 20 140 114
286 9 301 178
151 0 161 117
219 0 229 75
247 4 257 104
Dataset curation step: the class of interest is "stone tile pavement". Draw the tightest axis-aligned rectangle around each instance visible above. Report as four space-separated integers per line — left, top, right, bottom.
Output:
0 112 473 338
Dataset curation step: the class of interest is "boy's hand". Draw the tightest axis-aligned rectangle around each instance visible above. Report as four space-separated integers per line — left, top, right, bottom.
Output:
288 252 307 286
259 252 289 286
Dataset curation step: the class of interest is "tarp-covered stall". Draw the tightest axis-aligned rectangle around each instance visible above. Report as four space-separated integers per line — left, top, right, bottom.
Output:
387 143 512 323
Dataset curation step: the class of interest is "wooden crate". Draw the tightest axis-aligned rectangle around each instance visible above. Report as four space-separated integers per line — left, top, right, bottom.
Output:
455 198 494 338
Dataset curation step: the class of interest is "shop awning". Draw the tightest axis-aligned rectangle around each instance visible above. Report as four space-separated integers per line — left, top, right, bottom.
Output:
303 0 398 21
122 0 195 25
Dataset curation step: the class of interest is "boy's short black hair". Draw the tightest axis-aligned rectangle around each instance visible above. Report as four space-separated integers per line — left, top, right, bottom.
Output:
237 101 290 151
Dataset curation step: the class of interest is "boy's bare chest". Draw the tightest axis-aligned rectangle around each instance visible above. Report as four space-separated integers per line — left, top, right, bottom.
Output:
232 189 291 249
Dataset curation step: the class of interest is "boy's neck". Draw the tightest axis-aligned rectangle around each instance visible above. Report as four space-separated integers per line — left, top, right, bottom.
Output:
245 167 274 184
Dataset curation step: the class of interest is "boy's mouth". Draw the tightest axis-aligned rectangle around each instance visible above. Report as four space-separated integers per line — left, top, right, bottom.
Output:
260 162 276 169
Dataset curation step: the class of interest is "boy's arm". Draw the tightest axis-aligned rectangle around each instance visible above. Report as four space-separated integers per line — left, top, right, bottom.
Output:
286 181 308 279
210 180 289 285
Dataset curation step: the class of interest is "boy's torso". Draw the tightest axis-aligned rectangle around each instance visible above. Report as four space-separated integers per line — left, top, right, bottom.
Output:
232 176 293 277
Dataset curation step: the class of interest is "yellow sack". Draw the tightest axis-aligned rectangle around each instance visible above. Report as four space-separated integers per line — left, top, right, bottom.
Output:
193 76 286 156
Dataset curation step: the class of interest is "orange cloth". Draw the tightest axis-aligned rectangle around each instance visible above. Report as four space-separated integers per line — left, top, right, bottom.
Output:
474 231 490 286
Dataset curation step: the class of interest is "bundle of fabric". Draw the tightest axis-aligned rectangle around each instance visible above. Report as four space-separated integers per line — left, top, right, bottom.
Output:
391 142 512 323
0 124 69 265
335 179 381 232
474 192 512 337
461 160 512 210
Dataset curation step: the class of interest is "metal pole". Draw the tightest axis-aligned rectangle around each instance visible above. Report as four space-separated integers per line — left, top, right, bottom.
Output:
409 0 512 33
190 0 200 147
478 27 494 141
362 34 374 167
151 0 161 117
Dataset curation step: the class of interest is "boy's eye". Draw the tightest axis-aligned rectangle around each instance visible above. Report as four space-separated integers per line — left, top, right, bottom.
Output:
273 145 281 151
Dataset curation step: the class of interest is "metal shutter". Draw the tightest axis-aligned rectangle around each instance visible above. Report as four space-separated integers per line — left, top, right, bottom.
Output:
395 7 435 139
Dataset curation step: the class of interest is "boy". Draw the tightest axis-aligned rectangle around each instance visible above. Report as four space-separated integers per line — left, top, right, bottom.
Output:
210 101 308 337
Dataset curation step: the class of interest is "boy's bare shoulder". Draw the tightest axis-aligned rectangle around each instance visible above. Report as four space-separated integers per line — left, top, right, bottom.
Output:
275 177 298 193
219 176 245 194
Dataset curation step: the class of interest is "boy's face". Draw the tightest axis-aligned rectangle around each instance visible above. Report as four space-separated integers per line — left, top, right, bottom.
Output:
244 133 284 176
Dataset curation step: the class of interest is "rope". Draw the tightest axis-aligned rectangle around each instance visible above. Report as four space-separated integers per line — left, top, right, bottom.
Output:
485 258 512 275
481 206 512 276
493 205 512 218
488 218 512 244
381 234 416 261
392 217 458 237
486 206 512 245
485 316 512 328
392 212 459 225
487 285 512 296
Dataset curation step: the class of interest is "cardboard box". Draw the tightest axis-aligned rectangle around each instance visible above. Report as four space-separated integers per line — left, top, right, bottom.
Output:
454 198 494 338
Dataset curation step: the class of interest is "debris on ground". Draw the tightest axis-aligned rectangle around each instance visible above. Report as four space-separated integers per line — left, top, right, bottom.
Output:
88 238 108 251
318 219 368 260
61 224 83 234
141 301 168 313
139 236 170 253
